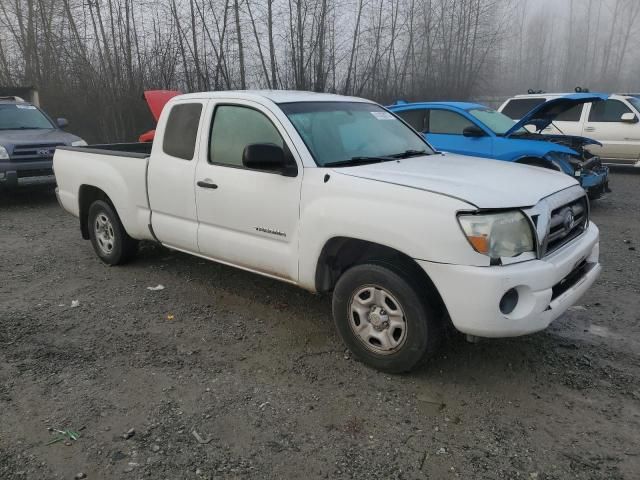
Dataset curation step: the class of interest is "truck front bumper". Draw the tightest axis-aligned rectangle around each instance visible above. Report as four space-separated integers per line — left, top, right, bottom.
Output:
0 159 55 185
418 222 600 338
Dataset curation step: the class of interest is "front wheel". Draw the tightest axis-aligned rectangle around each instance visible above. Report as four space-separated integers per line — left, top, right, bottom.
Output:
87 200 138 265
332 263 441 373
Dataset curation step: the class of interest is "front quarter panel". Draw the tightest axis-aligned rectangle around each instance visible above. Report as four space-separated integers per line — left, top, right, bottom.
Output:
297 168 487 290
493 137 576 163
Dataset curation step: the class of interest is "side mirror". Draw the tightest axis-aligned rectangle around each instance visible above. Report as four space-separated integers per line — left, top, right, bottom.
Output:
56 118 69 128
242 143 297 177
463 125 485 137
620 112 638 123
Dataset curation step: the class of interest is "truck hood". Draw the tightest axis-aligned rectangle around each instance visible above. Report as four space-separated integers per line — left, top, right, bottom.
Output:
505 93 609 137
143 90 182 121
333 153 578 209
0 128 82 147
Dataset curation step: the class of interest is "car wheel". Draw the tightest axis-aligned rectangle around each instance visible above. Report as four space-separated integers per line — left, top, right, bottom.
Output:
87 200 138 265
332 262 441 373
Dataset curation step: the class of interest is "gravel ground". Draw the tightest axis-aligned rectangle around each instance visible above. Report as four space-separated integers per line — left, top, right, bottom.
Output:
1 172 639 480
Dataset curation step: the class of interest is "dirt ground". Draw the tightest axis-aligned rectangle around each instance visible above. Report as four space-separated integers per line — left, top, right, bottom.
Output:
1 172 639 480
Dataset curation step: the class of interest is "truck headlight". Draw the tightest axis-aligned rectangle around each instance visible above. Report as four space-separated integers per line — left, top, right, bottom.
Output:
458 211 534 258
0 145 9 160
71 140 88 147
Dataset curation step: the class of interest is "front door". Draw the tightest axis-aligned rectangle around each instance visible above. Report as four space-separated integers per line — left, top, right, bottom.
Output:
425 109 494 158
194 101 303 281
583 99 640 161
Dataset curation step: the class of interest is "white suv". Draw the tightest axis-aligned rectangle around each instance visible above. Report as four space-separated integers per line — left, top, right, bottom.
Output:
499 92 640 167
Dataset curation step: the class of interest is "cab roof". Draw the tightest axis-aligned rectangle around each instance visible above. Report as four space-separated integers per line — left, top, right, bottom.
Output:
389 101 486 111
175 90 372 104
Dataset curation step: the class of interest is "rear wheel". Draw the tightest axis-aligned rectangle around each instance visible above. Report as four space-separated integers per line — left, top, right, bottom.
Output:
332 263 441 373
87 200 137 265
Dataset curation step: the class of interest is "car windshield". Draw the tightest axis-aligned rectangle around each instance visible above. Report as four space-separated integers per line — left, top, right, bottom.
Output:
468 108 526 135
279 101 433 166
0 104 55 130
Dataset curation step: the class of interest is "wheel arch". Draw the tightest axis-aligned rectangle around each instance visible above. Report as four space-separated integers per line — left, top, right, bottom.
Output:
78 185 115 239
314 236 446 313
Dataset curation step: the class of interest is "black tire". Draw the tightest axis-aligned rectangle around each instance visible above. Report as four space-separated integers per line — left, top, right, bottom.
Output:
87 200 138 265
332 262 442 373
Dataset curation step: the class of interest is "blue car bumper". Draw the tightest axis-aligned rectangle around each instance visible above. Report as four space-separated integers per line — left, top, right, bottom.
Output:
579 166 610 199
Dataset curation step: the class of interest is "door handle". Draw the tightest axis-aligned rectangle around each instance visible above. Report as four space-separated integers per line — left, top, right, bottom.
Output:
197 180 218 189
584 126 595 132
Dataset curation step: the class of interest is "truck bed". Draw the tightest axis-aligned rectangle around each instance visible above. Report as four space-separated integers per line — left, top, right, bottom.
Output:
53 143 154 241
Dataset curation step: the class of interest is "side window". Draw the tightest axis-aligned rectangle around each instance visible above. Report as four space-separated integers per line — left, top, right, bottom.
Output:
588 100 632 122
162 103 203 160
210 105 284 167
396 109 427 132
501 98 546 119
555 104 583 122
428 109 474 135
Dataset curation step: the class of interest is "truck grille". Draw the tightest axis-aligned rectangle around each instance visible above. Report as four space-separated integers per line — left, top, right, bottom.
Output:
525 186 590 258
545 196 588 255
11 143 63 162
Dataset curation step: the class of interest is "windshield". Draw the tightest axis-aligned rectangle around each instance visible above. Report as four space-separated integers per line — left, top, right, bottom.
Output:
0 104 55 130
626 96 640 113
468 108 526 135
279 102 433 166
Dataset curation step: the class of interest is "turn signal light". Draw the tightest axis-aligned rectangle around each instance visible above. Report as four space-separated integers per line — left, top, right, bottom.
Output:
467 235 489 254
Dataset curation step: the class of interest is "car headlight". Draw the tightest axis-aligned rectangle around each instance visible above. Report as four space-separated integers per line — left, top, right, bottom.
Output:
458 211 534 258
0 145 9 160
71 140 88 147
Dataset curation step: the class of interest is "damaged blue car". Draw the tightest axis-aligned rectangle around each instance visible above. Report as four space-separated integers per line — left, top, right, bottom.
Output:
389 93 610 199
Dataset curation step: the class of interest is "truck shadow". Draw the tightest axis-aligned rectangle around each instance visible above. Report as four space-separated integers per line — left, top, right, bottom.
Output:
130 240 602 381
0 183 58 209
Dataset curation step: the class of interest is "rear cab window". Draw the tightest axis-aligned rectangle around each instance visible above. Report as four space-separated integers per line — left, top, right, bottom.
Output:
501 98 546 120
163 103 203 160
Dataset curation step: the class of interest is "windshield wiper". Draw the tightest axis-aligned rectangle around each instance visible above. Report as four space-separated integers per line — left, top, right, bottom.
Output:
325 150 428 167
387 149 427 159
325 156 394 167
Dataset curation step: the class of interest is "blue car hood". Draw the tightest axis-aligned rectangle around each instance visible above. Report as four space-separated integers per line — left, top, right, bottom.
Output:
504 93 609 138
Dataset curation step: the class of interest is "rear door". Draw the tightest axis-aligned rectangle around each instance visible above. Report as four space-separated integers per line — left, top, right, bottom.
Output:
500 97 546 121
194 100 303 281
500 97 585 135
542 103 586 136
425 108 493 157
582 99 640 161
147 100 205 252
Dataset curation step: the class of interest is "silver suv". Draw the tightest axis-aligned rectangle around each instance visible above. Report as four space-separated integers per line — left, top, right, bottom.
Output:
0 96 86 187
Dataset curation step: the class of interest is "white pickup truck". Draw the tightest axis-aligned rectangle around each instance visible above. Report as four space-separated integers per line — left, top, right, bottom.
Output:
54 91 601 372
